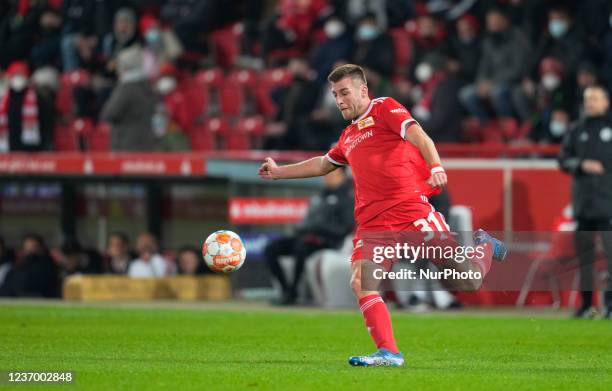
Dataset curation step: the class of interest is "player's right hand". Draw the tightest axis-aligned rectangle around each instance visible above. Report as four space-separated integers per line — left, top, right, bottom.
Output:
258 157 280 180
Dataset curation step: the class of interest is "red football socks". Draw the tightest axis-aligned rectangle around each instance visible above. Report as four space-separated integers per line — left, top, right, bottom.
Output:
471 241 493 276
358 294 399 353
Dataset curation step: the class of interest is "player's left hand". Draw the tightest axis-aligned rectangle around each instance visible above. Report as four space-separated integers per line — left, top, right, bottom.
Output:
428 171 447 188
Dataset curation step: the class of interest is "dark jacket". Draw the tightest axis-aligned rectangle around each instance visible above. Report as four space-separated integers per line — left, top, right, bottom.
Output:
0 253 59 298
477 28 531 85
558 113 612 219
296 180 355 243
101 78 156 151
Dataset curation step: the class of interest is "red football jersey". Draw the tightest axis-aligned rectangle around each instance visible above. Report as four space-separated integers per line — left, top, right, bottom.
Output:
325 97 440 228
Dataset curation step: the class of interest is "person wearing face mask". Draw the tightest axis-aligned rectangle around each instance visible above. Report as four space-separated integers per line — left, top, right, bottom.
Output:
140 14 183 80
410 53 462 142
100 47 157 151
558 85 612 319
512 57 575 142
533 6 584 84
408 14 449 85
0 62 53 152
309 16 354 85
352 14 394 87
459 7 530 125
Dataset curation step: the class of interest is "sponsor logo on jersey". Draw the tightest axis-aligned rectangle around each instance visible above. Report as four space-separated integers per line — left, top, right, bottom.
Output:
357 116 375 130
390 108 408 114
345 129 374 156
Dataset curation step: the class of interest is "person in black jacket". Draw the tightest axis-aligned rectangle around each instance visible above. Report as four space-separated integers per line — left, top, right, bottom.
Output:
0 233 59 298
558 85 612 319
265 167 354 305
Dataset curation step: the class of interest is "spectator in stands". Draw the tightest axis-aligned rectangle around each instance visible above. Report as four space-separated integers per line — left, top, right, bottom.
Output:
265 167 354 305
140 14 183 80
177 247 209 275
459 7 530 124
575 62 600 119
0 236 15 288
101 8 139 75
60 0 122 71
152 62 191 151
410 53 462 142
603 11 612 93
261 0 329 66
101 47 157 151
407 14 449 84
0 233 59 298
448 13 481 85
0 1 41 68
264 58 321 150
309 15 354 85
57 238 104 278
513 57 575 143
352 13 395 87
30 7 63 68
533 6 584 85
0 62 54 152
128 232 175 278
105 232 133 274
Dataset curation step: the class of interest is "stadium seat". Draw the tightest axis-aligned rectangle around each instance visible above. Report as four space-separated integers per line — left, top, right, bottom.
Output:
256 67 292 118
210 23 242 69
194 68 225 117
220 69 260 116
228 116 265 149
53 124 78 151
88 122 111 151
389 28 413 74
189 124 216 151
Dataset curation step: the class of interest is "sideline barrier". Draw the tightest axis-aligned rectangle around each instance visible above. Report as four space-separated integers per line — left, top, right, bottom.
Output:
63 275 231 301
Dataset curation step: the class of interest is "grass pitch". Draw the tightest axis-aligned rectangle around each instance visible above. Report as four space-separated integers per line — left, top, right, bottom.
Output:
1 301 611 391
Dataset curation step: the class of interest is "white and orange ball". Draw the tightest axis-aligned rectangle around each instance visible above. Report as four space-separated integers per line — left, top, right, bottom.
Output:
202 230 246 273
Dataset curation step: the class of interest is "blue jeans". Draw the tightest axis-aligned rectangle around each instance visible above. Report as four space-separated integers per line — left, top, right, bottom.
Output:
460 83 514 121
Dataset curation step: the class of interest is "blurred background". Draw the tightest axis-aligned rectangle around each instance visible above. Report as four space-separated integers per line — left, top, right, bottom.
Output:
0 0 610 310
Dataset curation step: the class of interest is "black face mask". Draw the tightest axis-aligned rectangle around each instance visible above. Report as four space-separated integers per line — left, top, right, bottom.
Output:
489 31 506 44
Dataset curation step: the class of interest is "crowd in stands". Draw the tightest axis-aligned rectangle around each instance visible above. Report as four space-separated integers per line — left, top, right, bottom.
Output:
0 232 211 298
0 0 611 152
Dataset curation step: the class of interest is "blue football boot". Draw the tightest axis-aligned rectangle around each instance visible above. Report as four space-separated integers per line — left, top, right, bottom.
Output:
474 229 508 262
348 348 405 367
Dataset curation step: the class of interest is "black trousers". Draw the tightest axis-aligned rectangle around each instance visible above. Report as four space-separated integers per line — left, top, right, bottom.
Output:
574 218 612 307
264 236 330 295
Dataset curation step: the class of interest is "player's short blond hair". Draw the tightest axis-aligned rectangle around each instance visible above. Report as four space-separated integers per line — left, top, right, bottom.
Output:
327 64 367 86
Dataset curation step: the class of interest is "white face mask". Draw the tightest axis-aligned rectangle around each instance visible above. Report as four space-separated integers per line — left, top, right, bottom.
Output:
415 63 433 83
549 121 568 137
10 75 28 91
156 77 176 95
542 73 560 91
324 20 345 39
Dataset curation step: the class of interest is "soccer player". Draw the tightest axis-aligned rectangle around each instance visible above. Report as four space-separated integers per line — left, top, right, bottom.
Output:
258 64 507 367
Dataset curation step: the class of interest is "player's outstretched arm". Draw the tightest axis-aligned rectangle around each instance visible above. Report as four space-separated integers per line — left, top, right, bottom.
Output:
258 156 337 180
405 123 447 188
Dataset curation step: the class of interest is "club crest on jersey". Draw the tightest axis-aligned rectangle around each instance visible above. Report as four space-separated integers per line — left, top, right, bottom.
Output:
357 116 375 130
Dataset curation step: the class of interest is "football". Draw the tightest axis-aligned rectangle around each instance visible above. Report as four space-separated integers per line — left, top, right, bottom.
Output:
202 230 247 273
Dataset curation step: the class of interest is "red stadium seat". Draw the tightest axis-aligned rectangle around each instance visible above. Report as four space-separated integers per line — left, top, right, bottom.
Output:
53 124 78 151
228 116 265 149
189 126 215 151
210 24 242 69
256 68 292 118
389 28 413 74
88 122 110 151
194 68 225 117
